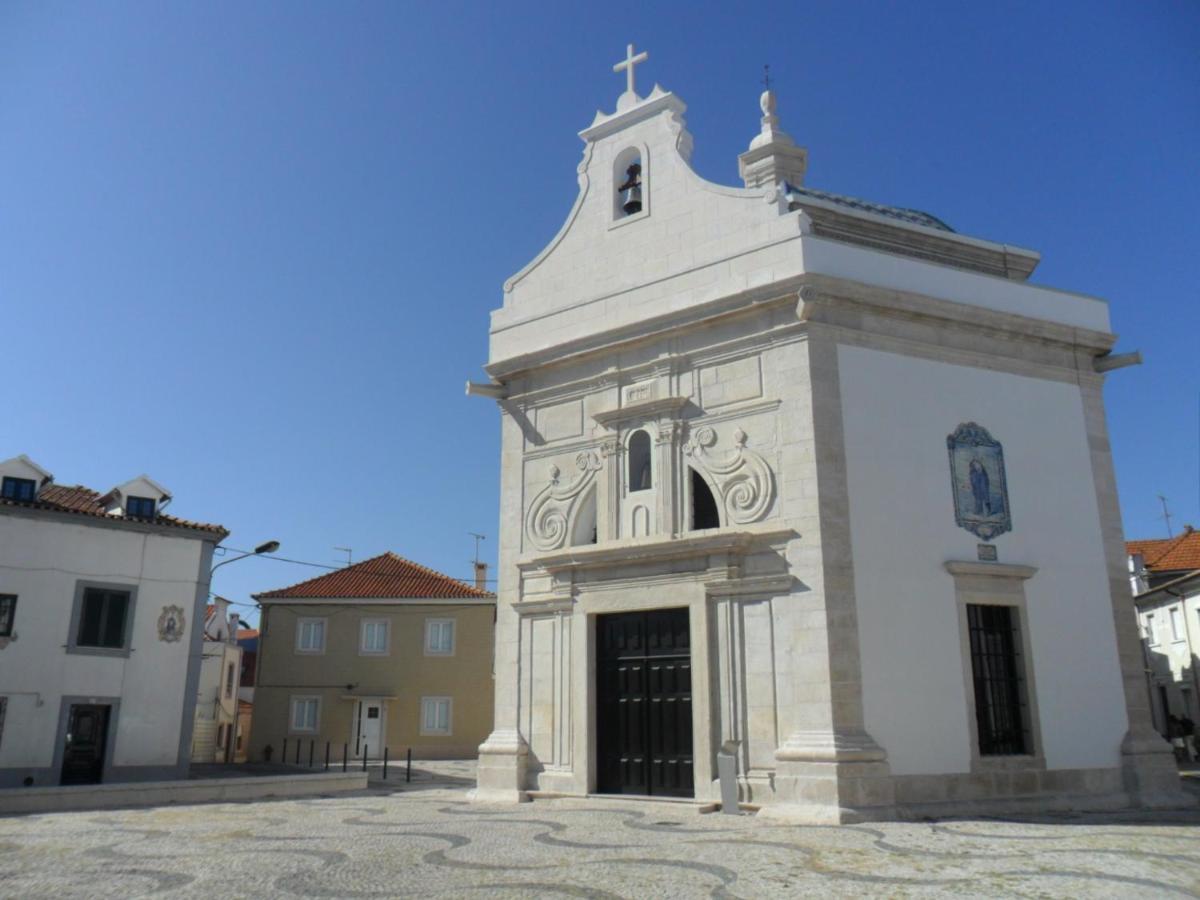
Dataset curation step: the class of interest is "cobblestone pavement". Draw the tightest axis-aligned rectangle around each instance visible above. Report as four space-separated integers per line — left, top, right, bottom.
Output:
1 764 1198 898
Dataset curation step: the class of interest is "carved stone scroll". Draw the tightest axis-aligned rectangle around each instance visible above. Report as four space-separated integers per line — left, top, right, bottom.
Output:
525 450 603 552
684 425 775 525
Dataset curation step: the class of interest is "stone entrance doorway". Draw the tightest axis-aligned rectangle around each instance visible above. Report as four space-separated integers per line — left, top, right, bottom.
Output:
596 608 693 797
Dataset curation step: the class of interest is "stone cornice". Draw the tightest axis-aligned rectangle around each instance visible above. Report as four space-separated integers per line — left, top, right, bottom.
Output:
518 525 796 575
943 560 1038 580
798 275 1116 355
592 396 689 428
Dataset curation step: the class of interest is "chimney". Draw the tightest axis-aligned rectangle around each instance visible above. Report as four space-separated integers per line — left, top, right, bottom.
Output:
228 612 240 644
474 561 488 592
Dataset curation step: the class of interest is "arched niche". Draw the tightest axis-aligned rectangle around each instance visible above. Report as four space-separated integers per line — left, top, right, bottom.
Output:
690 467 721 531
570 484 598 546
628 429 652 493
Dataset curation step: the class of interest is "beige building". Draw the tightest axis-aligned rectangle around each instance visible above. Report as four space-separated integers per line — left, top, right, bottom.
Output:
250 553 495 762
190 598 244 764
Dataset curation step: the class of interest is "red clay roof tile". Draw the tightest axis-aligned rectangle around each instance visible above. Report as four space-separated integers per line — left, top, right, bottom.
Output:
254 551 493 601
1 483 227 536
1127 529 1200 572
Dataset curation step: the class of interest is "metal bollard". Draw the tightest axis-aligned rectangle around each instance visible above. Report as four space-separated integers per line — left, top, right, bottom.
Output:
282 738 288 765
406 747 412 783
362 745 368 772
383 746 389 780
294 739 300 765
342 743 348 772
324 741 330 771
309 740 314 768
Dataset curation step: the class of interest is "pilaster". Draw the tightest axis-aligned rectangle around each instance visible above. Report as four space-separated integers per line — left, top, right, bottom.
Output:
1078 375 1188 807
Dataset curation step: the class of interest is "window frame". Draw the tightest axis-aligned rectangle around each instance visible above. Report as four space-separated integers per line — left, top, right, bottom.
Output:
289 695 320 734
66 581 137 658
1146 613 1158 646
0 594 16 638
1 476 37 502
359 618 390 656
1169 606 1183 642
946 561 1045 773
125 495 157 518
294 617 327 655
224 662 236 699
424 618 456 656
419 696 453 736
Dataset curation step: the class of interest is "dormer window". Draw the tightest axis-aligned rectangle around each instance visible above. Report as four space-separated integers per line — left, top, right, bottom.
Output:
1 477 36 502
126 496 156 518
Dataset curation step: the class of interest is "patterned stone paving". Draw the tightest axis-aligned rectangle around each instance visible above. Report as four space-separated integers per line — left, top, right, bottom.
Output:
0 764 1198 898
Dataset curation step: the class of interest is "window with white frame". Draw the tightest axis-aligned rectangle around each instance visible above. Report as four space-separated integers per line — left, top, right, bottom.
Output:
360 618 389 654
290 696 319 733
420 696 452 735
296 618 326 653
1146 614 1157 644
425 618 455 655
1170 607 1183 641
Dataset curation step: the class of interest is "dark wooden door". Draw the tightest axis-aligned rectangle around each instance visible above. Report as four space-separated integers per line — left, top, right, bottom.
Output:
597 608 693 797
61 704 110 785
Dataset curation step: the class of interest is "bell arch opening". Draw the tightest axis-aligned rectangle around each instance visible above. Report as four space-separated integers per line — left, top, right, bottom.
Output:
613 146 645 220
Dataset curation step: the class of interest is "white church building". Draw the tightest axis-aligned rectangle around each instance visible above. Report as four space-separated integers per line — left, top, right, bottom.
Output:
469 47 1187 821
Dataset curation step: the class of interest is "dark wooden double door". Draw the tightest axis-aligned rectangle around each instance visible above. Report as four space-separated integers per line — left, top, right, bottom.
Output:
61 704 110 785
596 608 693 797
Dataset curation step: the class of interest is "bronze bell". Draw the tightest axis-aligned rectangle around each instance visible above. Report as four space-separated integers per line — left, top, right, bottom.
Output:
618 163 642 215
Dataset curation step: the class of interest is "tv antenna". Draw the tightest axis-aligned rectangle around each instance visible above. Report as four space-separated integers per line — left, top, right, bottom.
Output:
334 546 353 567
469 532 486 565
1157 494 1174 538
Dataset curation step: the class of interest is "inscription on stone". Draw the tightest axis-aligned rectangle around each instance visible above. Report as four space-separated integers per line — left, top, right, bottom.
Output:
977 543 998 562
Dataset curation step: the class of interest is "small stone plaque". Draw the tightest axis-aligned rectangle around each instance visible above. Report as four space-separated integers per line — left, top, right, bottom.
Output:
977 543 998 562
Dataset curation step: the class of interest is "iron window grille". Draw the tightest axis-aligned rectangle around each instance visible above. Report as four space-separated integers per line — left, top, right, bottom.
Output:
0 595 15 637
967 603 1031 756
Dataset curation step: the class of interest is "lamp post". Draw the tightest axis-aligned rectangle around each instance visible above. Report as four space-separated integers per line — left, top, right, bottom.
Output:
208 539 278 763
210 540 281 579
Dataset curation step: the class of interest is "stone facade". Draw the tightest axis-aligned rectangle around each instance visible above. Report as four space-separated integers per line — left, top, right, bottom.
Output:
471 53 1188 820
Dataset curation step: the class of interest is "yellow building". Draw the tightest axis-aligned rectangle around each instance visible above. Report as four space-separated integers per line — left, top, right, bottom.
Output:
250 552 494 762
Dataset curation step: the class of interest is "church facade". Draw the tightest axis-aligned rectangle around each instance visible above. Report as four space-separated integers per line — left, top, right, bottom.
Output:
470 48 1186 821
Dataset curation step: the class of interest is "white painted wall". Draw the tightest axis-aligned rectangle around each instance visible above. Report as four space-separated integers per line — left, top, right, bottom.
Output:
0 513 210 778
838 345 1128 775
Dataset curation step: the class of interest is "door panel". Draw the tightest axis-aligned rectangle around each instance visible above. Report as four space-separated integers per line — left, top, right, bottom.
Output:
61 704 110 785
596 608 693 797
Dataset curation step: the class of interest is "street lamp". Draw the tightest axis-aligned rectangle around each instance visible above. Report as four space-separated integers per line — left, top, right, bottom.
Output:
210 540 281 578
207 539 278 765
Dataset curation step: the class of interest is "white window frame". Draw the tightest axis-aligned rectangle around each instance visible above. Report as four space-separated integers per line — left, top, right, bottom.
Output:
290 695 320 734
1169 607 1183 642
295 617 327 654
420 696 452 736
1146 614 1158 645
425 618 456 656
359 618 390 655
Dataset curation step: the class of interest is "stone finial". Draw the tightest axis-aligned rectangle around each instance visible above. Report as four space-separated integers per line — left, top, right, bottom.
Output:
738 86 808 190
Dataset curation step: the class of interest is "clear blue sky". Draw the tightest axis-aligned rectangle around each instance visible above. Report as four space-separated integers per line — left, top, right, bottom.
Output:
3 2 1196 624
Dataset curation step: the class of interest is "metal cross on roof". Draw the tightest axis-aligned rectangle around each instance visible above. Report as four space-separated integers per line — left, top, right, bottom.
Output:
613 43 649 97
762 64 772 90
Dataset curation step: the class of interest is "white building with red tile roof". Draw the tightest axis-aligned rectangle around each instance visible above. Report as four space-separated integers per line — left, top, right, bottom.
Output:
0 454 227 788
1128 528 1200 748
